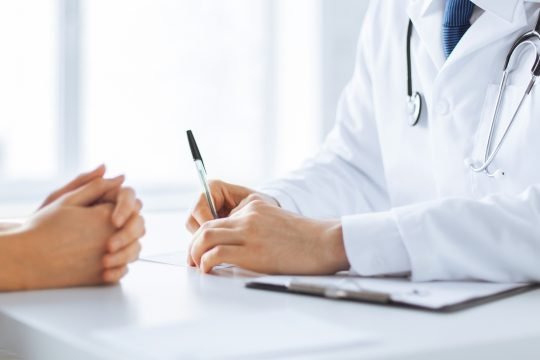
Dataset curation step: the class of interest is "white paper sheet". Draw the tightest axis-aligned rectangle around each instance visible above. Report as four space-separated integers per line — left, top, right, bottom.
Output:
251 276 530 310
94 309 376 359
141 251 234 270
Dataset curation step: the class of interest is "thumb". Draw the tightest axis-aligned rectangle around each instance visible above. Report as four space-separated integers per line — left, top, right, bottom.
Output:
61 176 125 207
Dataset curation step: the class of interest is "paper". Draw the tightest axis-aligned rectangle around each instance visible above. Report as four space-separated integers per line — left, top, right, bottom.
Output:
251 275 530 310
141 251 234 270
94 309 376 359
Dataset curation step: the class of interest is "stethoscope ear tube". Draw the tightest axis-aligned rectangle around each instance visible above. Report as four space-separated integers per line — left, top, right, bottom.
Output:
406 20 422 127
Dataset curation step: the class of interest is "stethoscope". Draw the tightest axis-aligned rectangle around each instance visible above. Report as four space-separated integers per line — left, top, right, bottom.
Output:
406 14 540 177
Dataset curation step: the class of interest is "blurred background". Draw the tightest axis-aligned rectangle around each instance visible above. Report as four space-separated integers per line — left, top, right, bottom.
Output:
0 0 369 212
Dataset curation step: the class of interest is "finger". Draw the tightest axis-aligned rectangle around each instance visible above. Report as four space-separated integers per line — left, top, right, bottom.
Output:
191 193 217 227
64 164 107 192
187 241 196 267
229 193 279 217
100 189 143 212
107 214 146 252
200 245 245 273
191 226 241 267
112 187 137 227
103 240 142 268
229 196 252 217
62 176 125 206
102 266 129 283
185 215 200 234
40 164 106 208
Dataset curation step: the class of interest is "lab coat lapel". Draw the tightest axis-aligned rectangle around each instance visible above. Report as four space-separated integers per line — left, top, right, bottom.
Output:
407 0 446 70
443 1 528 69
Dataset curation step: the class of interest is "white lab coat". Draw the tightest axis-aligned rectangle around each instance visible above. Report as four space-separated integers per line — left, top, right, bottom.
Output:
260 0 540 282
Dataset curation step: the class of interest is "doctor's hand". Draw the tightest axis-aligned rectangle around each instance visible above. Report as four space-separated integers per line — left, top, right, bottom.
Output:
185 180 279 234
188 200 350 275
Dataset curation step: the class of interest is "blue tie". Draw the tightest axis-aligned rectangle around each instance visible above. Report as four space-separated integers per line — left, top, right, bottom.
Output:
442 0 475 58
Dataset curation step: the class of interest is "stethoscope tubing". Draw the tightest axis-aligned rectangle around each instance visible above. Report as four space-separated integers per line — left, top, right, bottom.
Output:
406 15 540 178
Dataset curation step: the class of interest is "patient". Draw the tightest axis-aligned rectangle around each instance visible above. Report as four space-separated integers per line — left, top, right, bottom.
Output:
0 165 145 291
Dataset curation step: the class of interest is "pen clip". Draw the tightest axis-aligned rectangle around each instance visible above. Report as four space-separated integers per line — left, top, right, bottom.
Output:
288 281 391 303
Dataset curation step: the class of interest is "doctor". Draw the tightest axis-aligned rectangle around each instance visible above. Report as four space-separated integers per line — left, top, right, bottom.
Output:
186 0 540 282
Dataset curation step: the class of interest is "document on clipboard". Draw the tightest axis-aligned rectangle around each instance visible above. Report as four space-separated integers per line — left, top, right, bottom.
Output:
246 275 535 312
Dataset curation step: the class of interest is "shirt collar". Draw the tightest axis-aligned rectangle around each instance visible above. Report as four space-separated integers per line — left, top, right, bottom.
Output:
421 0 521 23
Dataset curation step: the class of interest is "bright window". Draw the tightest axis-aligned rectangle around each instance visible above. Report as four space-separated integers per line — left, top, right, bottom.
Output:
0 1 58 187
0 0 367 208
82 0 272 189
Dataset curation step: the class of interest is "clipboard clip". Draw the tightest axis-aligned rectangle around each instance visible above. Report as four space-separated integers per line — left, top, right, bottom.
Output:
288 280 391 304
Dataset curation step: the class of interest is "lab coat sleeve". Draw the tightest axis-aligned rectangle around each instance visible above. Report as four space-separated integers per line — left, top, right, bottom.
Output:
391 187 540 282
259 2 390 219
260 3 413 276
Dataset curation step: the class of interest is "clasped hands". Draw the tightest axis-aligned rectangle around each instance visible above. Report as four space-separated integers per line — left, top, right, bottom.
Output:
11 165 145 290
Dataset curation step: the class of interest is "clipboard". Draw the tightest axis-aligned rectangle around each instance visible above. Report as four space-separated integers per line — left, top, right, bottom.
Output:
246 276 537 313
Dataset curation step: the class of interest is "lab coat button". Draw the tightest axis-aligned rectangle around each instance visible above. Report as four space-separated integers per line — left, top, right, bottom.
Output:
436 100 450 115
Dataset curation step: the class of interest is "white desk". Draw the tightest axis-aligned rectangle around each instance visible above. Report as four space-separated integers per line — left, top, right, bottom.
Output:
1 211 539 359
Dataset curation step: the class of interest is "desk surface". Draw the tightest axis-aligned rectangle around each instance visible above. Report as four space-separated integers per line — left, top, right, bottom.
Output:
1 211 539 360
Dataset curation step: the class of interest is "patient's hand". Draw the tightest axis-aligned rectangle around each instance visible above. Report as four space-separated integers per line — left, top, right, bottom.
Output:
39 165 145 279
40 164 143 227
17 176 144 290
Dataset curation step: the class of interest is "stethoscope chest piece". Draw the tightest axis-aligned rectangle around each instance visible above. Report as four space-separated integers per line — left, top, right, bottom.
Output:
407 92 422 126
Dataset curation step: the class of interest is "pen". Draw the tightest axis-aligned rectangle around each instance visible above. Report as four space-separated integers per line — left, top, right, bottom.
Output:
187 130 219 219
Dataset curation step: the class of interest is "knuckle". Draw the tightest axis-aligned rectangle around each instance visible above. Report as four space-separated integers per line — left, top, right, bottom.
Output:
201 251 213 265
246 199 263 211
200 229 215 246
199 221 212 232
243 213 259 229
246 193 259 202
208 179 222 190
213 245 225 257
251 199 263 208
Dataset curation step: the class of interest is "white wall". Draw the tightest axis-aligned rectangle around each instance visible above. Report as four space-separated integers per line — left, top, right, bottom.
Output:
320 0 370 138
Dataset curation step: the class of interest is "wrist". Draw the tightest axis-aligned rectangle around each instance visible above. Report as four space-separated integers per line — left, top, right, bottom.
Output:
318 220 350 274
0 228 33 291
